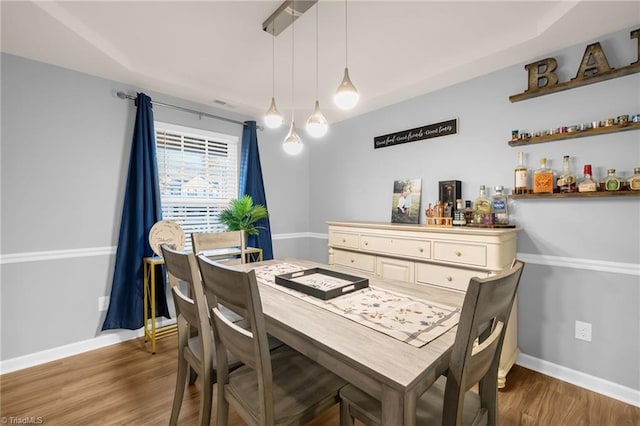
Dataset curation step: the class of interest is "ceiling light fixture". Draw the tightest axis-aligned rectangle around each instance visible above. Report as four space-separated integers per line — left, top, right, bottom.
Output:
282 1 303 155
264 22 283 129
305 3 328 138
334 0 359 110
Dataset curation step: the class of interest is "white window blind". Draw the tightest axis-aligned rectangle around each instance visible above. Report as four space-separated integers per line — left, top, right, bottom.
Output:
155 122 239 248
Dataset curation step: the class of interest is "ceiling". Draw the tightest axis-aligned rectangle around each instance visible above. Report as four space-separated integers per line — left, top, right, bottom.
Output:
2 1 639 126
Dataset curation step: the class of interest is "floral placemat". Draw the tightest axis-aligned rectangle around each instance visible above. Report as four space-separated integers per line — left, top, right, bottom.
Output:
252 263 460 347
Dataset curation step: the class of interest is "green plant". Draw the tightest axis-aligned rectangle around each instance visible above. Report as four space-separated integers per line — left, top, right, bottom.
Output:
219 195 268 236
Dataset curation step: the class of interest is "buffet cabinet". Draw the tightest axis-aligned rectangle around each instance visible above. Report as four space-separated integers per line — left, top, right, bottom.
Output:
327 221 520 388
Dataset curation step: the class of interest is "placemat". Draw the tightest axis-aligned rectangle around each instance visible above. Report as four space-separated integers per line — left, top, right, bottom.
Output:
253 262 460 347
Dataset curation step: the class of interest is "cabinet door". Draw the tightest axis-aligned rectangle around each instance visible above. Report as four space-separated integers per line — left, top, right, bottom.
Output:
376 257 414 282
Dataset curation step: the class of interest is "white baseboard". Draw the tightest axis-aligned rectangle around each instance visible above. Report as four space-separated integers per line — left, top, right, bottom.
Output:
517 353 640 408
0 318 176 375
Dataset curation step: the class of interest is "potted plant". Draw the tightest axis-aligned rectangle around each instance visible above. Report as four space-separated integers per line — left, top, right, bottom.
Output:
219 194 268 237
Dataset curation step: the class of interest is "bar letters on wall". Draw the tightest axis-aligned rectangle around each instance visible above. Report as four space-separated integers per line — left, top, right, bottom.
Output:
510 28 640 102
374 119 458 149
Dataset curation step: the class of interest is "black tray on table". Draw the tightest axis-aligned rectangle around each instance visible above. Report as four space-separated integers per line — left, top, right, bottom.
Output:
275 268 369 300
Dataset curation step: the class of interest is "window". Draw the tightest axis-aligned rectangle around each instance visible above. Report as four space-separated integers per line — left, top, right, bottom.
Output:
155 122 239 247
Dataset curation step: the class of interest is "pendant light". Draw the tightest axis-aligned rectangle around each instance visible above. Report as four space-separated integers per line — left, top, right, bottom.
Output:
283 1 303 155
334 0 359 110
264 22 283 129
305 3 329 138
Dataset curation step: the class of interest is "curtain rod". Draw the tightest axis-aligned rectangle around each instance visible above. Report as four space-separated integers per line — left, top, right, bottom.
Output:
116 91 262 130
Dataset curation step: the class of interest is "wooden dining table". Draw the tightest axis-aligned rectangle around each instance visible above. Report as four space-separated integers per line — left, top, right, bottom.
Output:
234 258 465 426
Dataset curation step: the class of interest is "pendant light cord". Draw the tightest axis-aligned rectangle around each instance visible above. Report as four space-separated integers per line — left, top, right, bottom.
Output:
315 3 319 98
291 0 295 122
344 0 348 67
271 22 276 98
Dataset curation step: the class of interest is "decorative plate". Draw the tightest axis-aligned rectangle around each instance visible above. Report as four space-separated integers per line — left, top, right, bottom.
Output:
148 220 186 256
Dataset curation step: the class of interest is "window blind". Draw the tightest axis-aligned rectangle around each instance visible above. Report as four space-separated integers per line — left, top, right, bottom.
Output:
155 122 239 248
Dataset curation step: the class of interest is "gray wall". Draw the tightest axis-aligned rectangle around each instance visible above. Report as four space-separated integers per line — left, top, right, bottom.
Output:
2 25 639 394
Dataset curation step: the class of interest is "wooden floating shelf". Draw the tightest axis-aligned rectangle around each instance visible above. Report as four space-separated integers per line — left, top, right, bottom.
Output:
510 191 640 199
508 122 640 147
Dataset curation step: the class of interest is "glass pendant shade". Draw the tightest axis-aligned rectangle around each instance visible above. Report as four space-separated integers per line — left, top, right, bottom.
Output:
283 121 303 155
264 97 283 129
334 67 359 110
305 100 329 138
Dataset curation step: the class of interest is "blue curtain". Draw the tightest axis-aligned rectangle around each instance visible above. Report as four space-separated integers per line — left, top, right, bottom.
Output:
240 121 274 260
102 93 169 331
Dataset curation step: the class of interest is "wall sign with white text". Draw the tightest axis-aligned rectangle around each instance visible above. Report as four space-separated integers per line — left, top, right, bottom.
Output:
374 119 458 149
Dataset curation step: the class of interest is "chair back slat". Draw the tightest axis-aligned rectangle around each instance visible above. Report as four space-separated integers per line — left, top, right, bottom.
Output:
191 231 246 262
444 260 524 426
196 255 275 422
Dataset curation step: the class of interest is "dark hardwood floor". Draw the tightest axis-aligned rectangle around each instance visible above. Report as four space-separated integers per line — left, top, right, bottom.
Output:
1 336 638 425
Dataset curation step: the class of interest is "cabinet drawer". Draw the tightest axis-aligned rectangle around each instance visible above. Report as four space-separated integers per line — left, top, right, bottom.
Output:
376 257 414 282
334 250 375 273
329 231 359 249
416 263 490 292
433 242 487 267
360 235 431 260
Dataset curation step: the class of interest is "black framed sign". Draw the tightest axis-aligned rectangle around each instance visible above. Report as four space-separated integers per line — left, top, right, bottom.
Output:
374 118 458 149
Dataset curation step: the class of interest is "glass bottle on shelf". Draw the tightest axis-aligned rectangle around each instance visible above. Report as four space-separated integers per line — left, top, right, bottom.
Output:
604 169 622 191
463 200 474 225
577 164 597 192
557 155 577 193
514 151 529 194
628 167 640 191
473 185 491 224
491 186 509 225
452 199 466 226
533 157 554 194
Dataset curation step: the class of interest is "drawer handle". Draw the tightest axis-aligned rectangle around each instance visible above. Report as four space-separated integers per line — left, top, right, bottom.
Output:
454 251 462 257
419 248 424 253
364 242 368 246
446 276 453 282
350 259 355 263
342 239 346 243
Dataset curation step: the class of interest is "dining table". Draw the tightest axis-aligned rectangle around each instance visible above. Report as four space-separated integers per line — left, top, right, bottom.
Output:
234 258 465 426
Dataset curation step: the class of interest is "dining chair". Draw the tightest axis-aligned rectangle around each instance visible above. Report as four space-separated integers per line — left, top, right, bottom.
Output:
191 230 246 265
339 260 525 426
196 254 348 426
161 244 242 426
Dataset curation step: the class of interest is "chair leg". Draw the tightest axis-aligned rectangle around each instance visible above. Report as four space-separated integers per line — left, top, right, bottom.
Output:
170 354 189 426
340 400 355 426
216 385 229 426
199 370 213 426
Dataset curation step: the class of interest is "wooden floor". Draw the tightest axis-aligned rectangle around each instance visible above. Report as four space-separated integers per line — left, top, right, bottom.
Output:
1 335 639 425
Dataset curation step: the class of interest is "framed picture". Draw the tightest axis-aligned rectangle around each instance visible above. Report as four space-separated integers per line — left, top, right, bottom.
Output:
438 180 461 217
391 179 422 224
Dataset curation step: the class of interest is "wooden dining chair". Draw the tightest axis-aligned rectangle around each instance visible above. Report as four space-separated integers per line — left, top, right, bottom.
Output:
196 254 348 426
191 230 246 265
339 260 525 426
161 244 242 426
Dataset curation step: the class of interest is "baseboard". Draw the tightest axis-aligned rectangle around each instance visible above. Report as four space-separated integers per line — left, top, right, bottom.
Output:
517 353 640 408
0 318 176 375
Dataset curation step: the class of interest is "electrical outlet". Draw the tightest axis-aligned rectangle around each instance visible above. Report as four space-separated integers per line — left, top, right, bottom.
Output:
575 320 592 342
98 296 110 312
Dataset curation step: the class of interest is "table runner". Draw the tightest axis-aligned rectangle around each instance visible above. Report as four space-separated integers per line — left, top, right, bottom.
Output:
253 262 460 348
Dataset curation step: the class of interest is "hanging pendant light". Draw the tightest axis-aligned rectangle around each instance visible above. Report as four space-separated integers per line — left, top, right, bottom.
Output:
264 22 283 129
334 0 359 110
283 1 303 155
306 3 328 138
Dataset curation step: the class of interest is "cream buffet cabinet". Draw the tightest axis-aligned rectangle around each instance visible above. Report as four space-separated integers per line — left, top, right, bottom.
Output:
327 220 520 388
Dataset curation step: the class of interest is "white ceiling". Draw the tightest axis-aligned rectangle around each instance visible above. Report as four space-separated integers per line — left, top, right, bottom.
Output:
2 1 639 125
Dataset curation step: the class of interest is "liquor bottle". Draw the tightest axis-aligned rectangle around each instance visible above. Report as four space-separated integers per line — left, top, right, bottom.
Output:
514 151 529 194
491 186 509 225
463 200 474 225
628 167 640 191
604 169 622 191
533 157 554 194
577 164 597 192
452 199 466 226
556 155 577 193
473 185 491 224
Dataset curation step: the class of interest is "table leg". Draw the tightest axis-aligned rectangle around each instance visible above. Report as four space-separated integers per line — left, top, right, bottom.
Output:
143 262 149 343
381 385 413 426
150 264 156 354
